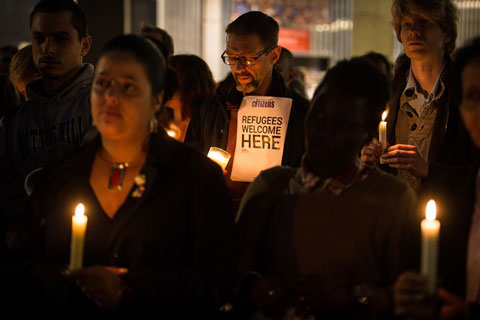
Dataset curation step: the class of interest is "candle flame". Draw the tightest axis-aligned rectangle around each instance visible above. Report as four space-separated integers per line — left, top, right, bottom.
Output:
166 123 180 140
382 111 388 121
426 200 436 221
75 203 85 217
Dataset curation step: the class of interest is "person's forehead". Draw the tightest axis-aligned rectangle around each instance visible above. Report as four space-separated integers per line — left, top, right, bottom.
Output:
311 85 368 117
31 11 77 35
226 33 263 54
97 52 147 80
401 12 433 23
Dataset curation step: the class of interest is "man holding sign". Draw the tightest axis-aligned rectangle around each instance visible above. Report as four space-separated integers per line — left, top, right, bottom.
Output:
185 11 308 208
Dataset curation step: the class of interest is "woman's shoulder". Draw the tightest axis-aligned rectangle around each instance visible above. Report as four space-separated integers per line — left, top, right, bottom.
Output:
149 131 223 174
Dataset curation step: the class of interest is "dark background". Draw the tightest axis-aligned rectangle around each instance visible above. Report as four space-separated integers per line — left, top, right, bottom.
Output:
0 0 156 65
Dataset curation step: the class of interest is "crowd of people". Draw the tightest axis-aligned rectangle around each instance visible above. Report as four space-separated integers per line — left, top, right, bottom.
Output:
0 0 479 319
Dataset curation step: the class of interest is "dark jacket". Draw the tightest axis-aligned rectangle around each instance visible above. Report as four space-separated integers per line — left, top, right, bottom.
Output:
0 74 23 118
234 166 417 319
418 150 480 319
185 68 309 168
386 55 473 184
0 64 95 221
3 130 235 319
418 151 480 298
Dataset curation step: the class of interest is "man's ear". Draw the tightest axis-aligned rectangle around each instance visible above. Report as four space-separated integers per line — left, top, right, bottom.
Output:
80 35 92 57
270 46 282 65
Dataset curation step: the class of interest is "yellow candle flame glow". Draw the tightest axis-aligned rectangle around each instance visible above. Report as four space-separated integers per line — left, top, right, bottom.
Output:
426 200 436 221
75 203 85 217
382 110 388 121
209 151 227 164
207 147 231 171
166 123 181 139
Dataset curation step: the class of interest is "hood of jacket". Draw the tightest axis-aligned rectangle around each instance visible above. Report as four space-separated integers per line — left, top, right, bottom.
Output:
26 63 94 105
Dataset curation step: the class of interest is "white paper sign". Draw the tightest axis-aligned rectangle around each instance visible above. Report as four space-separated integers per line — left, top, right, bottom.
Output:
231 96 292 182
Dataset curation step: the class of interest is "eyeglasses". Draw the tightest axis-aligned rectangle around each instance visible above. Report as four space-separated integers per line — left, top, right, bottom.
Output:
221 46 276 66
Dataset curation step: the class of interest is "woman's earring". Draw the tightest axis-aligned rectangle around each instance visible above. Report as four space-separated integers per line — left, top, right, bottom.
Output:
149 117 158 133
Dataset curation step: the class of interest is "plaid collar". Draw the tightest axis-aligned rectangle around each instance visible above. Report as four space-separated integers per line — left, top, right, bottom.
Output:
296 155 369 195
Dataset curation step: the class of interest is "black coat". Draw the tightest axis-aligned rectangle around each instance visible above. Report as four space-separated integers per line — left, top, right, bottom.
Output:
3 130 235 318
418 152 480 298
415 150 480 318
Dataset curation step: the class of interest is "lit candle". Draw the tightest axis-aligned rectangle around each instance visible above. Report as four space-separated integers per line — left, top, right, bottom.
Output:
207 147 231 171
379 110 387 164
421 200 440 294
166 123 180 139
70 203 88 270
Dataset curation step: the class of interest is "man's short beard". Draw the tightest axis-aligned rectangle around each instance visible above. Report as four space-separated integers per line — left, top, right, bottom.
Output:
235 79 259 94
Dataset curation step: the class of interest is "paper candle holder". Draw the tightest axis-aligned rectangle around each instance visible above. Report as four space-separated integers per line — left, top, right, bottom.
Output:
207 147 231 171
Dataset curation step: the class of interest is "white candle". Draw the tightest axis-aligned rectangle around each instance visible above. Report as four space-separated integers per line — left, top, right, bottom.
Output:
70 203 88 270
379 110 387 164
421 200 440 294
207 147 231 171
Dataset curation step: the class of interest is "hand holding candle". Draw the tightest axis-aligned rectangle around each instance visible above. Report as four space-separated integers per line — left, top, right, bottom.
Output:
421 200 440 294
379 110 388 164
70 203 88 270
207 147 231 171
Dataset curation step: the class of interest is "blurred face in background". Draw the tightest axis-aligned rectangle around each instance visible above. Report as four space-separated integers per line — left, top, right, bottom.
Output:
0 48 16 75
9 44 41 99
305 83 369 177
274 54 294 85
460 57 480 148
163 92 190 142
